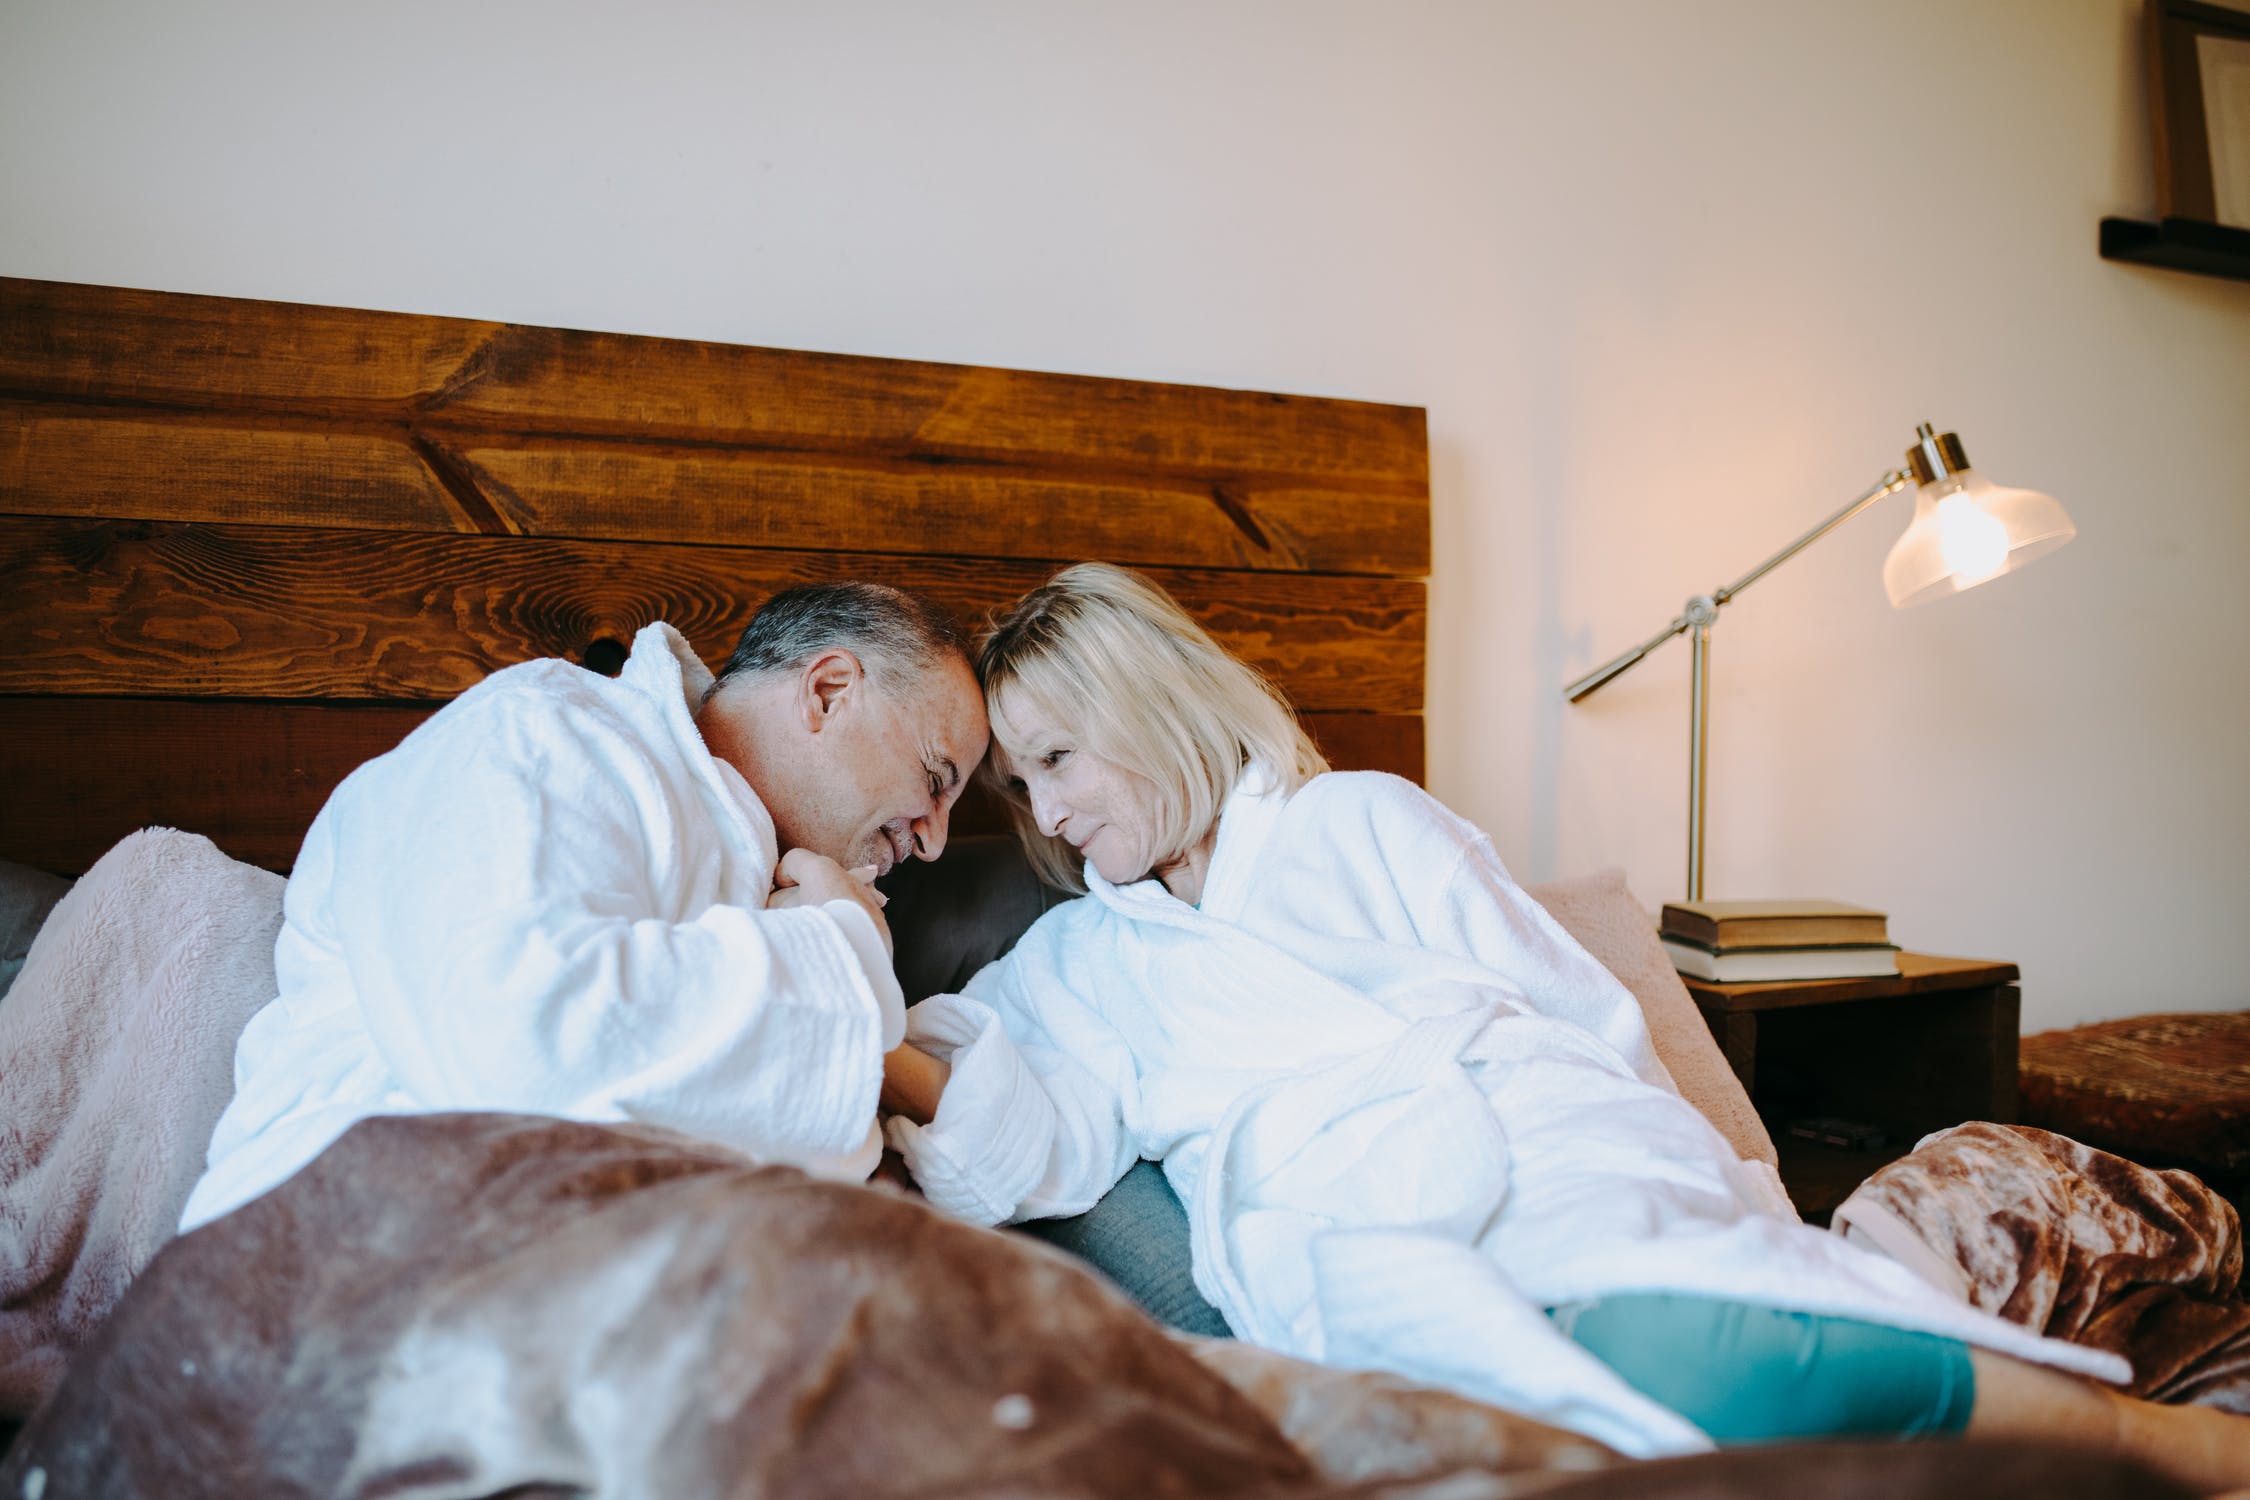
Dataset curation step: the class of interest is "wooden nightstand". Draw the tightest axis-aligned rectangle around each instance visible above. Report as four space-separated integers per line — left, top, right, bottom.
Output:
1680 954 2020 1223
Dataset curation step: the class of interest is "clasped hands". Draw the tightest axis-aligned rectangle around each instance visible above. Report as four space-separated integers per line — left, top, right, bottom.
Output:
766 847 891 949
766 848 947 1127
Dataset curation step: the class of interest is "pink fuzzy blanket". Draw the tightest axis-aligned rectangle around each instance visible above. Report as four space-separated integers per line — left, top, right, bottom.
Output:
0 829 282 1414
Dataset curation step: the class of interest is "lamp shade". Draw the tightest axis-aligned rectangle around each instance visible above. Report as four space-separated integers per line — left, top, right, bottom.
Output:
1881 467 2076 609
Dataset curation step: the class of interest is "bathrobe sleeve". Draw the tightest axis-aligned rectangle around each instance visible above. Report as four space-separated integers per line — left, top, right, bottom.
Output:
1348 778 1672 1089
304 678 900 1173
883 918 1141 1227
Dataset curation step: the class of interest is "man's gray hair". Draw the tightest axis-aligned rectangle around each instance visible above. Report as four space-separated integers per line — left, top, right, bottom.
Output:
704 581 968 704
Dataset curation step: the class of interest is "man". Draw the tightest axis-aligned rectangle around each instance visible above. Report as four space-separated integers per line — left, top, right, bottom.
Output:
178 582 988 1232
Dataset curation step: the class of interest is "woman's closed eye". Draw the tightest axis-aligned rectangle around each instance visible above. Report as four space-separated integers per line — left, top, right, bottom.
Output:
1040 747 1071 771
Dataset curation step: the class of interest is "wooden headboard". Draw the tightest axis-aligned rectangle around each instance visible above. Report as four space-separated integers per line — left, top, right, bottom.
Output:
0 278 1428 874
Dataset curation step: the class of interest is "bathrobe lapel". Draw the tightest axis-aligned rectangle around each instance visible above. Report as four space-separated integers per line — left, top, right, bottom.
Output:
616 623 779 907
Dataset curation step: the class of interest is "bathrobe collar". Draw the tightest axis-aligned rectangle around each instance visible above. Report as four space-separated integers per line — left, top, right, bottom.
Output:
1084 762 1286 929
618 622 780 872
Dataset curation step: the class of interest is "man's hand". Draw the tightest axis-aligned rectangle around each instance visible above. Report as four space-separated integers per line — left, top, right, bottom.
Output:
768 847 892 956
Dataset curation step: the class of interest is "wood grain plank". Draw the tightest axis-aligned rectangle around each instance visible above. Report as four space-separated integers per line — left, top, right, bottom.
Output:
0 698 1421 874
0 278 1429 491
3 404 1423 572
440 328 1429 489
0 517 1424 712
1 409 471 532
456 443 1427 574
0 278 500 406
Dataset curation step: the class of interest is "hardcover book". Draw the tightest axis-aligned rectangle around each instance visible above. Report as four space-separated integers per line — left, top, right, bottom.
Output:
1659 898 1888 952
1660 938 1902 984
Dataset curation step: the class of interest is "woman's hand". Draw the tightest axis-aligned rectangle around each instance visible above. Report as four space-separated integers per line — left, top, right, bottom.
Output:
768 847 891 955
881 1043 950 1125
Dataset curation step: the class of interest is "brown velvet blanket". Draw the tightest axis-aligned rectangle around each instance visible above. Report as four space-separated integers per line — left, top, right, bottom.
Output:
1 1112 1616 1500
1835 1122 2250 1410
5 1112 2206 1499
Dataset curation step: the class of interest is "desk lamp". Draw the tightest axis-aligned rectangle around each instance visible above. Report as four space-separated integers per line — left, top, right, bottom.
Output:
1562 423 2075 901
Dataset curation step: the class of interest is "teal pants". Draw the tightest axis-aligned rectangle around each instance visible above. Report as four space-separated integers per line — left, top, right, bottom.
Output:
1549 1294 1977 1445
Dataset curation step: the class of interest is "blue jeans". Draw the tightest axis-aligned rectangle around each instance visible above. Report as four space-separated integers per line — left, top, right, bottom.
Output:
1012 1160 1232 1338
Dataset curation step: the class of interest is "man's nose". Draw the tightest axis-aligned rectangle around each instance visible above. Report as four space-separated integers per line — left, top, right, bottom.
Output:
911 801 950 862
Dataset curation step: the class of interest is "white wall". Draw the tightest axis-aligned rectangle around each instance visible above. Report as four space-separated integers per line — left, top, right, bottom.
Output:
6 0 2246 1029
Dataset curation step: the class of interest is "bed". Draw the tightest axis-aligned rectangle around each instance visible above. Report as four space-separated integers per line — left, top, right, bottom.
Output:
0 277 2236 1498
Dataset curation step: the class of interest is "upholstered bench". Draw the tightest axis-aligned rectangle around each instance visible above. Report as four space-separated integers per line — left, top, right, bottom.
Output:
2019 1011 2250 1193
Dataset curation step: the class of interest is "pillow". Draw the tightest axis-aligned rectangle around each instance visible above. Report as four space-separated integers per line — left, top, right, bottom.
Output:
0 828 284 1414
1523 869 1776 1169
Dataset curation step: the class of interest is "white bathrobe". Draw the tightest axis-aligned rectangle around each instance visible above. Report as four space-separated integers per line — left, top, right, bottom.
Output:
888 769 2124 1456
180 623 904 1233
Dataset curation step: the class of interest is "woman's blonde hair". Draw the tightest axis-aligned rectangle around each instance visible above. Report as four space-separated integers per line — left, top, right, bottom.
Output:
977 562 1328 891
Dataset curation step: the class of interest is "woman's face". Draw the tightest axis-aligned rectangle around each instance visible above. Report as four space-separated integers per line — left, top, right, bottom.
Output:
990 693 1167 887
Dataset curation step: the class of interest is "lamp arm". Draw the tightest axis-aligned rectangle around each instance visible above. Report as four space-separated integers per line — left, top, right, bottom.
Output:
1712 470 1914 605
1563 612 1691 702
1560 469 1914 703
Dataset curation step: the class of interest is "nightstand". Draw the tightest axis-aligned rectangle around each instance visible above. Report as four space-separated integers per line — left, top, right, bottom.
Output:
1679 954 2020 1223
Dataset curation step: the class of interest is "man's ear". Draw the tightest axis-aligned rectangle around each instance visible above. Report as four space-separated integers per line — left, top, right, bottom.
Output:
797 649 864 732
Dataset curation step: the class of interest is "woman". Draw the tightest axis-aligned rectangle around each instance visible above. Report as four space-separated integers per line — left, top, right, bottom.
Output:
883 563 2247 1488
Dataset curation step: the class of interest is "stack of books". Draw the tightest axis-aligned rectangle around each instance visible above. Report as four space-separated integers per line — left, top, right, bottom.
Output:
1658 899 1900 983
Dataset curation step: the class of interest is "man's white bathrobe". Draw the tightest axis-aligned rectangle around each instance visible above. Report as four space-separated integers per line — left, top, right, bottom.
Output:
180 624 904 1233
888 769 2124 1456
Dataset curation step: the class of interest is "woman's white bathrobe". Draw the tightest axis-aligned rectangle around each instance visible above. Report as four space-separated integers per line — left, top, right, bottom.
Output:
180 623 904 1233
888 769 2124 1456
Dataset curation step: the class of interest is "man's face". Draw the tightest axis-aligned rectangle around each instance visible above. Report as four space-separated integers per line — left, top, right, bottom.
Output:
711 649 988 873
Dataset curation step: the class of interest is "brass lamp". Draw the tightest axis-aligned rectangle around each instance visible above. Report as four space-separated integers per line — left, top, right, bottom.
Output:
1562 423 2076 901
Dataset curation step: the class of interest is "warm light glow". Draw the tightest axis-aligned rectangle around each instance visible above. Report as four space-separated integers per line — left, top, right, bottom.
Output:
1883 465 2076 609
1934 490 2009 582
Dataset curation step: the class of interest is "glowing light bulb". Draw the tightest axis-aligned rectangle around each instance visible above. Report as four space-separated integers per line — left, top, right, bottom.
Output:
1934 491 2009 583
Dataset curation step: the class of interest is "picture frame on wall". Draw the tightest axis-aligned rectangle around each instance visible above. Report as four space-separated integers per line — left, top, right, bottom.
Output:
2148 0 2250 230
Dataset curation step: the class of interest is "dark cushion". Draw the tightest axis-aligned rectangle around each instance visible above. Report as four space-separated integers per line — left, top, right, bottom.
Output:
880 835 1071 1003
0 859 72 1004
